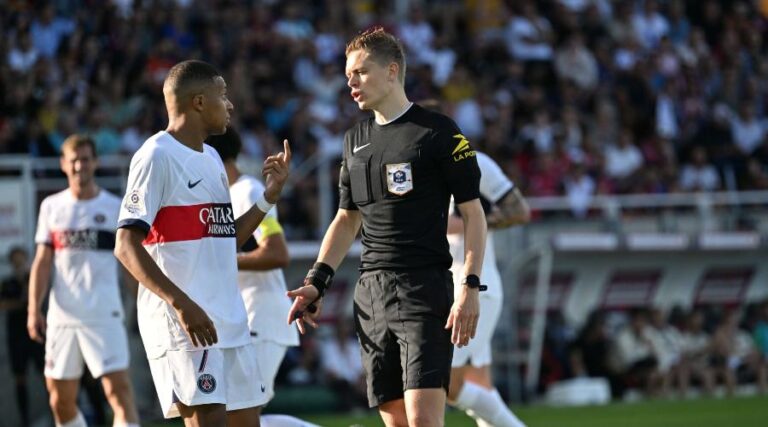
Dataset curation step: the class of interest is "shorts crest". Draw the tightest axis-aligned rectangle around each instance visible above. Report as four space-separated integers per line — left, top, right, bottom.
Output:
197 373 217 394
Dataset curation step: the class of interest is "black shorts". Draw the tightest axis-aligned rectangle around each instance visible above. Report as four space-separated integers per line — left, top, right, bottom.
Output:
353 268 454 407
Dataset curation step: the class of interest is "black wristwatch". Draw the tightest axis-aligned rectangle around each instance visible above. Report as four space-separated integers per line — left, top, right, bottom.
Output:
462 274 487 291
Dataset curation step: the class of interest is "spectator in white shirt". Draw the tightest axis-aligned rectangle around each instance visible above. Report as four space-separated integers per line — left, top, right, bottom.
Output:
554 32 599 91
398 6 436 66
679 146 720 192
679 310 715 397
29 5 75 59
604 129 644 191
565 161 595 218
615 309 664 396
724 104 768 156
8 32 39 73
632 0 669 49
506 1 554 62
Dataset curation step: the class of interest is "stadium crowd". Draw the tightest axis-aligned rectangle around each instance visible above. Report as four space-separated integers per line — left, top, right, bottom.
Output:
539 301 768 399
4 0 768 236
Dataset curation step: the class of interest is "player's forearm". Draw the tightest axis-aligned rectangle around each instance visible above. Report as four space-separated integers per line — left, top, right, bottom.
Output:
234 205 268 248
28 254 51 313
488 188 531 229
114 228 189 309
458 200 487 277
237 246 289 271
316 209 361 270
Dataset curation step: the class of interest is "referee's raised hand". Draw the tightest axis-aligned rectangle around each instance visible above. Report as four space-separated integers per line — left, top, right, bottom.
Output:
445 286 480 347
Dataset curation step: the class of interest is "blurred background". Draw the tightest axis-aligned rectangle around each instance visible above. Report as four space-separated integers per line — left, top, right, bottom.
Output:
1 0 768 426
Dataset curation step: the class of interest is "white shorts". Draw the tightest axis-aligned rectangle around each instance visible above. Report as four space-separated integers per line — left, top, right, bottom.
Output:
451 294 503 368
252 340 289 401
44 322 130 379
148 343 269 418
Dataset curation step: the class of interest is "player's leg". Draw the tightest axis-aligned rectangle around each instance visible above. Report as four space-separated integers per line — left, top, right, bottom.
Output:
101 370 140 426
46 378 83 426
394 269 454 427
177 402 228 427
378 398 408 427
403 388 446 427
79 322 140 425
44 325 87 426
226 406 261 427
354 272 409 426
254 341 319 427
458 365 527 427
222 344 269 426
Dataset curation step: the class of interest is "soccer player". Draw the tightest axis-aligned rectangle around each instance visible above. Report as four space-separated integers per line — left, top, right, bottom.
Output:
207 128 318 427
287 28 487 427
114 60 291 427
27 134 140 427
446 151 530 427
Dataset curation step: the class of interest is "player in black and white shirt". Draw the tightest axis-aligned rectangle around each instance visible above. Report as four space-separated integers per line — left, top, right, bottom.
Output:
28 135 140 427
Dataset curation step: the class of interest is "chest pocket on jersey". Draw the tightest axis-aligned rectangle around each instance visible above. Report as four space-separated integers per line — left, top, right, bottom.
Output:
349 159 373 205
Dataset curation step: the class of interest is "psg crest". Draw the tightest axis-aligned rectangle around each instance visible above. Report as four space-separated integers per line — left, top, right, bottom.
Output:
197 373 217 394
386 163 413 195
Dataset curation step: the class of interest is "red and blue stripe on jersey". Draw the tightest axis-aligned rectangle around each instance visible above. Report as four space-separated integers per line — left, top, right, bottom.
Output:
143 203 236 245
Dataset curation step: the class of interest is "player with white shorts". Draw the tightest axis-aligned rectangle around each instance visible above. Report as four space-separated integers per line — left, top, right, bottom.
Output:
115 60 291 427
447 151 530 427
28 135 140 427
207 128 318 427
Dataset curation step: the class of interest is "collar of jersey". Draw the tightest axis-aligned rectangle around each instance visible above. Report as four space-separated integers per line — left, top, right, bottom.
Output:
375 102 414 126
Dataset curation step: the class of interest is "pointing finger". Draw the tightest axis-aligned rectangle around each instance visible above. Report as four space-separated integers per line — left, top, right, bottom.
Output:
283 139 292 164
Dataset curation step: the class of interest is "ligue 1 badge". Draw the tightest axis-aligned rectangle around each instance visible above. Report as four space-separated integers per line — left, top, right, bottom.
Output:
197 373 217 394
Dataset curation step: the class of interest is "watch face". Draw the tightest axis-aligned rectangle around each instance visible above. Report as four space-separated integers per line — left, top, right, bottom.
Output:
463 274 481 287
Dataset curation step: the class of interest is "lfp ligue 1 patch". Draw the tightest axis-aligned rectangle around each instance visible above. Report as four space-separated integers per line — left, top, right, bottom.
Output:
124 189 146 216
386 163 413 195
197 373 217 394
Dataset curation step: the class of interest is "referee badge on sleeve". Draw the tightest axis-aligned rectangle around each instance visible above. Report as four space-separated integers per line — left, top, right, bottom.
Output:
386 163 413 195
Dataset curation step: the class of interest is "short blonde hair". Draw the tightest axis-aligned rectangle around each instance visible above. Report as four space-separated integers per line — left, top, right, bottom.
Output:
61 134 97 158
346 27 407 83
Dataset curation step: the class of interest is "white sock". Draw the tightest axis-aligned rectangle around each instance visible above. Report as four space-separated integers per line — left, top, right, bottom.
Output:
261 414 321 427
454 383 527 427
114 423 141 427
57 411 87 427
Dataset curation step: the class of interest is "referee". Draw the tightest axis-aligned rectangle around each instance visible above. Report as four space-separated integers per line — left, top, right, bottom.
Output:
288 27 487 427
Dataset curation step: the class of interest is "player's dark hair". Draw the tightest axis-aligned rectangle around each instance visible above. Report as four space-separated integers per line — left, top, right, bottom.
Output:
61 134 97 158
163 60 221 96
346 27 406 83
206 126 242 162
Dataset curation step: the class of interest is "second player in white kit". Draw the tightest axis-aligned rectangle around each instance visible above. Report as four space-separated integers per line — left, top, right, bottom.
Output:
447 151 530 427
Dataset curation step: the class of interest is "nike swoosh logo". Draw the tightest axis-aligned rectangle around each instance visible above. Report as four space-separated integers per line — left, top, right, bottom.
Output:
188 179 203 189
261 384 266 392
353 143 371 153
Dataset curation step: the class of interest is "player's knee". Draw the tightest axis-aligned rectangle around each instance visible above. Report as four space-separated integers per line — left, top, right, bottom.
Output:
407 412 443 427
102 375 132 403
49 389 76 415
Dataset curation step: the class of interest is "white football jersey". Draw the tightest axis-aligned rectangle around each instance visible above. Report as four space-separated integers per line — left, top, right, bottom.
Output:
229 175 299 346
35 189 124 325
118 131 250 357
448 151 515 299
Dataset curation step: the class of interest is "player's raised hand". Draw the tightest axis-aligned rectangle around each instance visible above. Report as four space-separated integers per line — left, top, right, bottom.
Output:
263 139 292 203
445 285 480 347
27 309 46 343
286 285 322 334
173 295 218 347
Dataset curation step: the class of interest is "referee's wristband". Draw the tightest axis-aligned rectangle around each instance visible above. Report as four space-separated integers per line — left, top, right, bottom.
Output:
255 192 275 213
305 262 334 297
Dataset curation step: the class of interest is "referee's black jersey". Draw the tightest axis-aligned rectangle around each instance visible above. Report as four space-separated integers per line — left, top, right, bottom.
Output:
339 104 481 271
